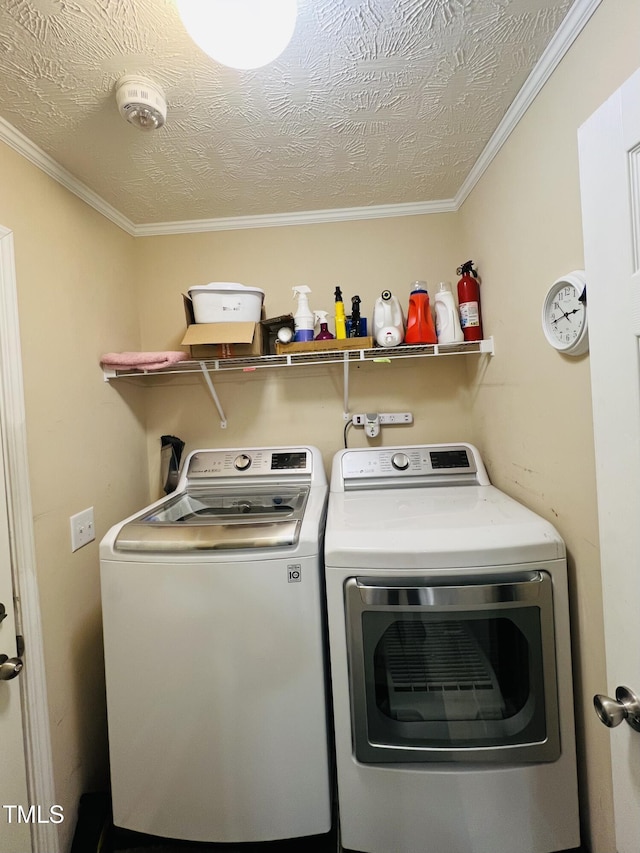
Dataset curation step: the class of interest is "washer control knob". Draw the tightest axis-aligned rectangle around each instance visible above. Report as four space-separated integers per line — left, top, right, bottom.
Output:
391 452 410 471
234 454 252 471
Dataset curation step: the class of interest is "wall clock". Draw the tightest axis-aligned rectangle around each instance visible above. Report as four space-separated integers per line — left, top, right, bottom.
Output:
541 270 588 356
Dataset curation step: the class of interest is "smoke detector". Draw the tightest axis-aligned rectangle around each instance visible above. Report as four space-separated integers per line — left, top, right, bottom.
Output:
115 75 167 131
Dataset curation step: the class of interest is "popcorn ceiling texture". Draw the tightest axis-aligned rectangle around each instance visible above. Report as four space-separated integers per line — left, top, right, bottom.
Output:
0 0 573 225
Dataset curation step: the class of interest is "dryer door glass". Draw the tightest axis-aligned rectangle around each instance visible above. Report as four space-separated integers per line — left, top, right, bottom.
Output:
345 571 560 764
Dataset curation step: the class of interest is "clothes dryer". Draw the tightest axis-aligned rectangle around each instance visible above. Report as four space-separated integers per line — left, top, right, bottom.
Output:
100 446 331 843
324 443 579 853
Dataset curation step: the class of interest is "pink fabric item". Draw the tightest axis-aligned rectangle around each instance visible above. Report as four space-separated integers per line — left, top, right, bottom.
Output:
101 351 189 371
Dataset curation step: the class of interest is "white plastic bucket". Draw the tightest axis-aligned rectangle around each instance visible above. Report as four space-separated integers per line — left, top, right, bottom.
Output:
188 282 265 323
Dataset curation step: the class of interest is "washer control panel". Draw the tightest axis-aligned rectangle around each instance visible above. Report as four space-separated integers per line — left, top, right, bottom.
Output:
186 448 313 480
339 444 483 489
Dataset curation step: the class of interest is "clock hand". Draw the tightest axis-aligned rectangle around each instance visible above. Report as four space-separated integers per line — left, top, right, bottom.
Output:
551 308 580 324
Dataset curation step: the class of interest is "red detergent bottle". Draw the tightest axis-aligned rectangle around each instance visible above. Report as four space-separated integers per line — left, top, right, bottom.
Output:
404 281 437 344
456 260 483 341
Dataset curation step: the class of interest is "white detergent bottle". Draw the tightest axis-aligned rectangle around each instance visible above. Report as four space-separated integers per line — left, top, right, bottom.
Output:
292 285 314 342
373 289 404 347
434 281 464 344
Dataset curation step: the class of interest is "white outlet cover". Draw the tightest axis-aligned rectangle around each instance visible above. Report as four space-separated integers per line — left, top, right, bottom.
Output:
70 507 95 552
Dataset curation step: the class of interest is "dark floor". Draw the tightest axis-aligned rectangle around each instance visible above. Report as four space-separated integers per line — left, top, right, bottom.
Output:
71 793 338 853
71 792 586 853
109 822 338 853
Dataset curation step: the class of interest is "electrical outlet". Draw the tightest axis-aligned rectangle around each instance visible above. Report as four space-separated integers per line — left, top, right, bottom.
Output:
352 412 413 426
379 412 413 425
70 507 95 552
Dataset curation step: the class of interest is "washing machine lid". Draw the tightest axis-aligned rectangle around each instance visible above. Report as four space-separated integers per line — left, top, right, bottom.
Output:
324 485 565 569
114 485 309 552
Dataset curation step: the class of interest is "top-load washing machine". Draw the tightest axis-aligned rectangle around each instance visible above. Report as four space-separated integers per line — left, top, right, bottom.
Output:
100 446 331 844
324 443 579 853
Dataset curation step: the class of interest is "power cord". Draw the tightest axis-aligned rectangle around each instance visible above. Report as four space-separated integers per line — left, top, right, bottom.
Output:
343 419 353 448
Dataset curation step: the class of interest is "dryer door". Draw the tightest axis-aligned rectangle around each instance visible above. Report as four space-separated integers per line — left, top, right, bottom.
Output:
345 571 560 764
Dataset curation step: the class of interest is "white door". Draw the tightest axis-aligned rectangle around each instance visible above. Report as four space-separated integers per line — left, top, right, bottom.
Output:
0 461 30 853
0 235 29 850
578 66 640 853
0 226 58 853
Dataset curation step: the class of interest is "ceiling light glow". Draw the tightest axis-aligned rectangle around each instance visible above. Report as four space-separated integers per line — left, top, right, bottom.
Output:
176 0 297 71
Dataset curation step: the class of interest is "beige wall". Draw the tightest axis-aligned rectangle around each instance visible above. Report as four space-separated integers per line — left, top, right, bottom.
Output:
459 0 640 850
134 215 477 493
0 143 149 852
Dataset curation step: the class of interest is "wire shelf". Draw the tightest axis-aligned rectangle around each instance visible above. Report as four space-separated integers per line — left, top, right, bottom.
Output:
102 338 494 429
102 338 494 380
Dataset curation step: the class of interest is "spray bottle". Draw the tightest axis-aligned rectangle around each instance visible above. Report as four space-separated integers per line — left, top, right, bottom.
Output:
373 289 404 347
349 295 362 338
292 285 314 342
405 281 437 344
456 261 483 341
334 287 347 339
434 281 464 344
314 311 335 340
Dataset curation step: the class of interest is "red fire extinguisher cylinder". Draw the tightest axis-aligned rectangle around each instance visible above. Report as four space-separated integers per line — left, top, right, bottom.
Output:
457 261 483 342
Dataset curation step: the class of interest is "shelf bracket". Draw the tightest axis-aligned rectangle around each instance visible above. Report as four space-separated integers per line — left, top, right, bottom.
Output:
199 362 227 428
343 352 350 420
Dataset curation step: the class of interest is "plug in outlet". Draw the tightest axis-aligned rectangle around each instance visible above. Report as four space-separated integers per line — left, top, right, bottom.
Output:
364 413 380 438
352 412 413 426
70 507 95 552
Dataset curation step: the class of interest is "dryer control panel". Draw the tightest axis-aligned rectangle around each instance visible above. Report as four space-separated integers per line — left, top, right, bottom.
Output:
337 443 490 490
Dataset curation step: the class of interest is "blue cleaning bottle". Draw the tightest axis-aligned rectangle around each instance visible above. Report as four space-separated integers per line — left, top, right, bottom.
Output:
292 285 314 342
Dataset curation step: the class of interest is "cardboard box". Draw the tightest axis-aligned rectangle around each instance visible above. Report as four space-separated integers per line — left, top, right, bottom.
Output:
182 294 264 358
275 336 373 355
181 321 264 359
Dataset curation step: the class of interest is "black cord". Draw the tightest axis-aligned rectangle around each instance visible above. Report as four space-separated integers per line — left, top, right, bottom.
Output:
343 419 352 448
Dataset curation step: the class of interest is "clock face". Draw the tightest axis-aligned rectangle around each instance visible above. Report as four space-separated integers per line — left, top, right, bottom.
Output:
542 272 588 355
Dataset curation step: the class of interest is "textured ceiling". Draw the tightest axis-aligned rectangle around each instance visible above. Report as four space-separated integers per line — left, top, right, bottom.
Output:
0 0 581 228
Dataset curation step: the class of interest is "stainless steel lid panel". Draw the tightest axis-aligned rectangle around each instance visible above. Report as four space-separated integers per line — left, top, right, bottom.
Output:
114 487 309 552
145 487 309 522
114 519 302 552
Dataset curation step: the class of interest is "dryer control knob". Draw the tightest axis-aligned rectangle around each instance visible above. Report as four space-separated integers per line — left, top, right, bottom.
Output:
234 454 252 471
391 452 410 471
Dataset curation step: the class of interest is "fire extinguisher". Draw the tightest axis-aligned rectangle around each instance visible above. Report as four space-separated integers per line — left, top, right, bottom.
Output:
456 260 483 342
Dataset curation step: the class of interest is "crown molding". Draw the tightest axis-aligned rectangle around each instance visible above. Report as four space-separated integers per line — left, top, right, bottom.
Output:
132 198 458 237
0 0 601 236
0 116 136 235
454 0 602 208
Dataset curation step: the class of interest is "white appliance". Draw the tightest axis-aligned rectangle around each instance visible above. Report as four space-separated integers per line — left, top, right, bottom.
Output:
324 443 580 853
100 446 331 843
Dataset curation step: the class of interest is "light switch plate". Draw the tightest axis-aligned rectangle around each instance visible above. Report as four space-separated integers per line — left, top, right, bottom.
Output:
70 507 95 552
